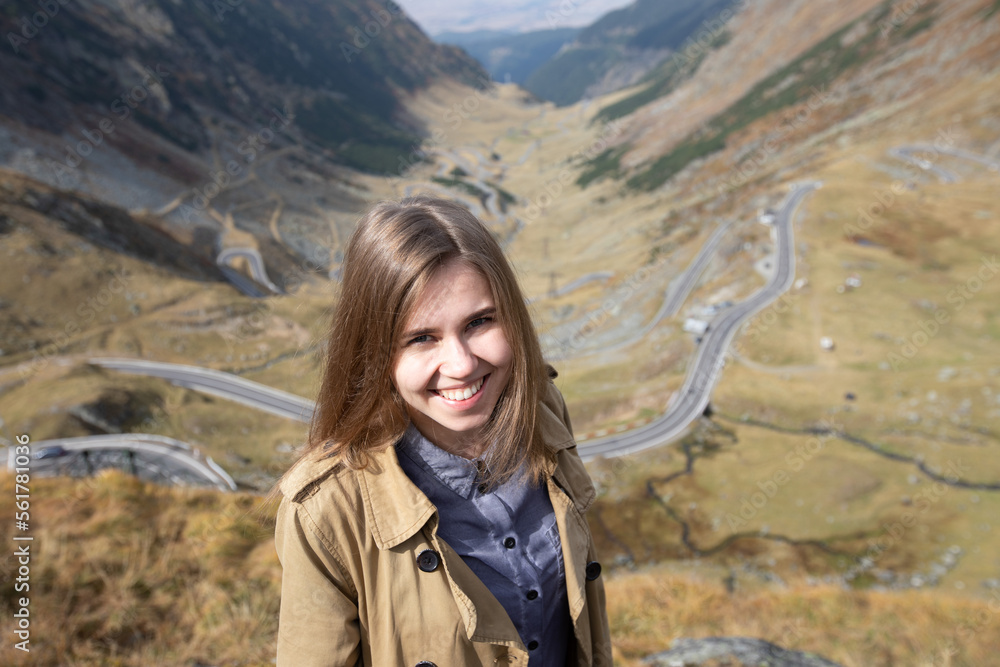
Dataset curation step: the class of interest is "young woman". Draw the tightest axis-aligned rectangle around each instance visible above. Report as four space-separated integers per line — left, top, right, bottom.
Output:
274 196 611 666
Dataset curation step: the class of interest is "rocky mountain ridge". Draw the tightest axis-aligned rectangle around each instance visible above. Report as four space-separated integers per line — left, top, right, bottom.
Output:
0 0 485 224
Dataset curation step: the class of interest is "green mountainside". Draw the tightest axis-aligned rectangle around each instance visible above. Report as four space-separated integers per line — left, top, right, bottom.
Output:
523 0 735 105
0 0 486 173
589 0 943 191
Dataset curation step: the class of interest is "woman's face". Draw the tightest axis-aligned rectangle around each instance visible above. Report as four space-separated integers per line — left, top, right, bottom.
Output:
392 259 513 457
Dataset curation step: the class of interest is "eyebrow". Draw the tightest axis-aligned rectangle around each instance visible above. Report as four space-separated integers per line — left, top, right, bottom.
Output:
401 306 496 340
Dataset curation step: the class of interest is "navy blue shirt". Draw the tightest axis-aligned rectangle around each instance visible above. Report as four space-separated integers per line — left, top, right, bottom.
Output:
396 424 571 665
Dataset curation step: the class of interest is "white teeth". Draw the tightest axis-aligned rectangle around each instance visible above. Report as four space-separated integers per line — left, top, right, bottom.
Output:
438 377 484 401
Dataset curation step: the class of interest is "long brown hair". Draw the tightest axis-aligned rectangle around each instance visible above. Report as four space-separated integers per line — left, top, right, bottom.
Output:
284 196 550 492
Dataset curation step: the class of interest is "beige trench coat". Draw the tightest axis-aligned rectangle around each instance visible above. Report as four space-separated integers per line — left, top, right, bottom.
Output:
274 380 612 666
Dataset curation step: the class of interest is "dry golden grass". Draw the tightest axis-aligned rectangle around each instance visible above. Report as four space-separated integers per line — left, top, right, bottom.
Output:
2 6 999 664
605 564 1000 667
0 472 280 666
7 471 998 667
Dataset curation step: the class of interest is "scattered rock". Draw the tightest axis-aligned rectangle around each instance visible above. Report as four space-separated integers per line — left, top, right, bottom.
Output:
645 637 844 667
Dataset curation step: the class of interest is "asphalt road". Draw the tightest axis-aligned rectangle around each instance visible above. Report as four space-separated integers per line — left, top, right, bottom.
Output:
74 143 993 480
553 220 730 360
9 434 237 491
90 184 818 466
90 184 817 466
663 222 731 318
90 358 314 423
888 146 957 184
217 247 283 296
577 182 820 460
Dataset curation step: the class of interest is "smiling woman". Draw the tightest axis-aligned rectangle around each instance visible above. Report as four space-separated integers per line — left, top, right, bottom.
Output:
272 196 611 666
392 260 514 459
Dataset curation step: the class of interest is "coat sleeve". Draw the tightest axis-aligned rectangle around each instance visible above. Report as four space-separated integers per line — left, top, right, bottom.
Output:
274 495 362 667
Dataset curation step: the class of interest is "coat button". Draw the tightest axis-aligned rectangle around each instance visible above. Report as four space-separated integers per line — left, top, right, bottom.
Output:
585 561 602 581
526 589 538 600
503 537 516 549
417 549 440 572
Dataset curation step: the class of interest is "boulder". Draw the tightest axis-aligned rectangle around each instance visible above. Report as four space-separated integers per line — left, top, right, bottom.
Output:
644 637 843 667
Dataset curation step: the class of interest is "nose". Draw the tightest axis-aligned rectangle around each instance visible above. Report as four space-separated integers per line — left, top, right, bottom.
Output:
440 334 477 378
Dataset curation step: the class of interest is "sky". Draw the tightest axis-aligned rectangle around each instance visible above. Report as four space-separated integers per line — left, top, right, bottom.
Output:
396 0 637 35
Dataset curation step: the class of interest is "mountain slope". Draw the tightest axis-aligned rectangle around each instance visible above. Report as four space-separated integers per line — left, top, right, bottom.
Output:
0 0 484 175
436 27 580 85
522 0 736 105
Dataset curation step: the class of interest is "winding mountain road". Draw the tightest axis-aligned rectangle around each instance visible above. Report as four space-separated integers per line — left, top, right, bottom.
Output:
548 220 730 360
888 147 957 183
217 247 283 295
576 182 819 460
90 358 314 423
88 184 819 466
9 434 236 491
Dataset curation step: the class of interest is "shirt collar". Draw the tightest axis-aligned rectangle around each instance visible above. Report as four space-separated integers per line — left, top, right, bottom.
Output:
396 423 483 500
361 388 582 549
281 382 587 551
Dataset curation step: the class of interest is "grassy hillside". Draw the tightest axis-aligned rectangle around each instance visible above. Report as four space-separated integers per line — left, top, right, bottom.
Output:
523 0 736 105
2 471 997 666
1 0 998 662
621 1 940 191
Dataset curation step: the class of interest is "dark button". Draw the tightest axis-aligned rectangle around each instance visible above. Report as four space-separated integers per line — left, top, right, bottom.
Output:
478 483 488 494
417 549 440 572
585 560 602 581
415 662 437 667
527 640 539 651
526 589 538 600
503 537 516 549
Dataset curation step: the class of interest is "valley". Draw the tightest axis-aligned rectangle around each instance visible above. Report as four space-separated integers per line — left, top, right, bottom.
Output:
1 0 1000 664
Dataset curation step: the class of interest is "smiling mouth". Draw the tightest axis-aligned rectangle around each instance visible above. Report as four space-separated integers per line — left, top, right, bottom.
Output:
433 375 487 402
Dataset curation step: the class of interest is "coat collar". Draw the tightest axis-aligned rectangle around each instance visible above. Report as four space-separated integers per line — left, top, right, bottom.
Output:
360 387 589 550
280 381 593 551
